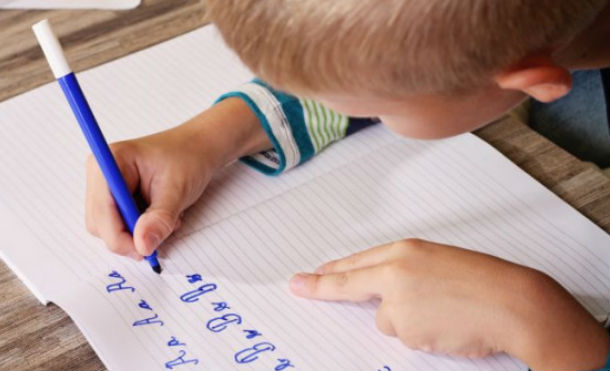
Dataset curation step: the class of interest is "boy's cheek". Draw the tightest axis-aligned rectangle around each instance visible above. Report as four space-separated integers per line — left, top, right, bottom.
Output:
379 115 484 139
379 94 525 139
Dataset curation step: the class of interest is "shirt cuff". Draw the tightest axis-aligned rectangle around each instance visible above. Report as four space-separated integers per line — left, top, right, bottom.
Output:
215 80 315 176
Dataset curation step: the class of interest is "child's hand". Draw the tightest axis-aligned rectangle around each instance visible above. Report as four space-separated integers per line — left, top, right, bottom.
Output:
85 98 270 260
290 239 609 370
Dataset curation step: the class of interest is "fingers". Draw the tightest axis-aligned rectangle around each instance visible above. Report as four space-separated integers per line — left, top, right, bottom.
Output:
133 180 188 257
85 153 142 260
315 240 410 274
294 239 428 301
290 265 386 302
98 215 140 260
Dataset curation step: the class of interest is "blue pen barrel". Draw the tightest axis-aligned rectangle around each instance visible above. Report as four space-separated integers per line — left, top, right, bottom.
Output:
58 73 139 231
57 73 159 267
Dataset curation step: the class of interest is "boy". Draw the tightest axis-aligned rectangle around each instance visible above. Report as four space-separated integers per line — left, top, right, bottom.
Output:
85 1 610 369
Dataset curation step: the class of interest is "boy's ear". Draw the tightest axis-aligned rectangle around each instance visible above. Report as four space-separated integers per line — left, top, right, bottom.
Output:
494 54 572 103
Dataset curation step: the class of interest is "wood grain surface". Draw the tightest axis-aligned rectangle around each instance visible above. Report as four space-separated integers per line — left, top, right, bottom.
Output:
0 1 608 369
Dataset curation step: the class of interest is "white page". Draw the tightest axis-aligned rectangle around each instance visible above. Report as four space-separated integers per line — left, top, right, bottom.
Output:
0 0 140 9
0 25 609 370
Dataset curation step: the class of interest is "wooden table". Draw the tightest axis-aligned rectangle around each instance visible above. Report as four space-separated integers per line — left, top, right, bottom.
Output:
0 1 608 369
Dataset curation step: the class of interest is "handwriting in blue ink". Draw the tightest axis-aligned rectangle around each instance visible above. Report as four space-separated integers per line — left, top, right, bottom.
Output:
180 283 218 303
177 273 294 369
212 301 230 312
186 274 202 283
168 336 186 347
234 342 276 364
104 271 200 369
138 299 152 310
275 358 295 371
243 329 262 339
165 349 199 370
206 313 242 333
106 271 135 293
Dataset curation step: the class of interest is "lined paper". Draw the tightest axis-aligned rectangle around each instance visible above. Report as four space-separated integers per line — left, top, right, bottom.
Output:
0 25 609 370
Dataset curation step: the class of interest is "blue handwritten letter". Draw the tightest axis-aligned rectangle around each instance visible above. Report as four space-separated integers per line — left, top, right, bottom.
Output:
275 358 295 371
234 342 276 364
206 313 242 333
165 350 199 369
133 313 164 327
212 301 230 312
243 329 262 339
138 299 153 310
186 274 202 283
180 283 217 303
168 336 186 347
106 271 135 293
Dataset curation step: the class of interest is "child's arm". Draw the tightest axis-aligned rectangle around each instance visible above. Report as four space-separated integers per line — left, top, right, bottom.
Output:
290 239 610 370
85 97 271 258
86 80 356 258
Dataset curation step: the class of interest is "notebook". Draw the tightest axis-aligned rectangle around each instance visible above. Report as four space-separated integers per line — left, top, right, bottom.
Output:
0 0 140 9
0 25 609 371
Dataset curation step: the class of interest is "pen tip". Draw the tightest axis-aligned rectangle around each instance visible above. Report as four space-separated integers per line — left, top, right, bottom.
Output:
152 265 162 274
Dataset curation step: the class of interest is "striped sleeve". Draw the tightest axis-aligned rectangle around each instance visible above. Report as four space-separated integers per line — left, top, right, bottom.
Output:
215 79 359 175
301 99 349 155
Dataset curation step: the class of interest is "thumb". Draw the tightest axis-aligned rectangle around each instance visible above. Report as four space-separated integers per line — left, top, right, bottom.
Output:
133 186 186 256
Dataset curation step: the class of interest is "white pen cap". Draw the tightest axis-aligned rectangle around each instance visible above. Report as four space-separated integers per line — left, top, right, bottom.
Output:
32 19 72 79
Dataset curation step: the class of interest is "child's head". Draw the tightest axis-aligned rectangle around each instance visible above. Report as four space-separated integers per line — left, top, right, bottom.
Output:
206 0 607 138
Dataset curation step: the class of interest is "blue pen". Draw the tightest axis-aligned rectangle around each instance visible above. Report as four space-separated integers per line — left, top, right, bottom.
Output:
33 19 162 274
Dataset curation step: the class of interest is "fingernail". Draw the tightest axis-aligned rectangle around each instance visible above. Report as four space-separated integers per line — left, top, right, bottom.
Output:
290 273 307 292
314 265 325 274
145 233 161 252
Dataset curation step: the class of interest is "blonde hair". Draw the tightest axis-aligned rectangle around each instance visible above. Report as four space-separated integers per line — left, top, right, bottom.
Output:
205 0 606 97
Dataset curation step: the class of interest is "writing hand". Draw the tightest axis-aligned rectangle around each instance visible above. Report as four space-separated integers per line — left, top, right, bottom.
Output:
85 98 270 260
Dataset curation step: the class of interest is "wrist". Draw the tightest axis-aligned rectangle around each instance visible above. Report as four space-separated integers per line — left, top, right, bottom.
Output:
505 269 609 370
180 97 271 172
